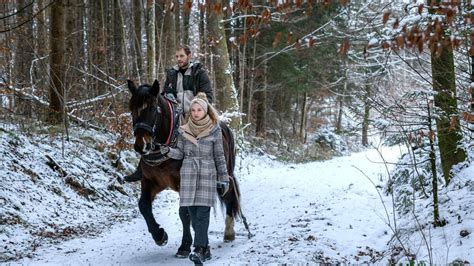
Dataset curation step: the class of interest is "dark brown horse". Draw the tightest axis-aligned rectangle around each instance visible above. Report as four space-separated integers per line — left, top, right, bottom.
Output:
126 80 250 256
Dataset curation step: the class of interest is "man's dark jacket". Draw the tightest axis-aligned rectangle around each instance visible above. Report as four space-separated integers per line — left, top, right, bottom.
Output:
163 62 213 103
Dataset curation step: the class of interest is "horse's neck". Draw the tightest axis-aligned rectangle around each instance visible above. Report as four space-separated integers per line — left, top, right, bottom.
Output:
155 98 173 144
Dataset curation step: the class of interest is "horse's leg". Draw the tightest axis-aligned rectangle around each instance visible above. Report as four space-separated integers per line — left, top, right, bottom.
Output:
138 183 168 246
224 205 236 242
175 206 193 258
223 181 237 242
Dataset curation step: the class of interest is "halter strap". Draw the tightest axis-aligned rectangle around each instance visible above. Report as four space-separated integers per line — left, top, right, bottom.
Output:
165 99 174 145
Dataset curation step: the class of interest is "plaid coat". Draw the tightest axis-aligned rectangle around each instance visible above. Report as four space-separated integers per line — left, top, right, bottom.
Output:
168 123 229 207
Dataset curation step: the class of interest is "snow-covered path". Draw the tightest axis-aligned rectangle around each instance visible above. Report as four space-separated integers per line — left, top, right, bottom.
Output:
15 146 403 265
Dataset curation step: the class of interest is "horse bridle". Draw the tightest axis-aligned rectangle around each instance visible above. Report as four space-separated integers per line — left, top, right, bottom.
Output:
133 99 176 150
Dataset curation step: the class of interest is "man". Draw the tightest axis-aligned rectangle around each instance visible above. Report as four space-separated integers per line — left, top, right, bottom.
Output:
124 45 213 182
164 45 213 108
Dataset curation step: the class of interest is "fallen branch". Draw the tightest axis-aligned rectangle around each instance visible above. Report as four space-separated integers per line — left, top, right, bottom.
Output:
45 154 67 177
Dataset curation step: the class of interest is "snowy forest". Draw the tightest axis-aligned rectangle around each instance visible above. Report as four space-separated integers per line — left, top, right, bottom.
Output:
0 0 473 264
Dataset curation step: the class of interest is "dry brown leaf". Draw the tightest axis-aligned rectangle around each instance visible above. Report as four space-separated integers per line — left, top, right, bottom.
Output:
396 35 405 49
383 11 391 25
417 39 424 53
272 32 282 48
339 0 349 6
428 130 436 141
287 32 293 45
339 38 350 56
418 4 424 15
449 116 459 132
393 18 399 29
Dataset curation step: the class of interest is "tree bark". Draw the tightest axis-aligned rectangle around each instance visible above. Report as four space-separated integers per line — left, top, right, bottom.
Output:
247 37 257 126
426 100 442 227
362 83 370 147
429 0 467 185
182 0 191 45
163 0 176 68
430 43 466 184
113 0 126 80
299 91 308 143
133 0 143 82
89 0 107 95
207 0 241 129
145 0 156 83
14 0 34 87
13 0 34 116
336 66 348 134
49 1 65 124
255 57 267 136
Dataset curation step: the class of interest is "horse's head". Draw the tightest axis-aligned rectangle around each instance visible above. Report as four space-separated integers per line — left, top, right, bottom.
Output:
127 80 171 155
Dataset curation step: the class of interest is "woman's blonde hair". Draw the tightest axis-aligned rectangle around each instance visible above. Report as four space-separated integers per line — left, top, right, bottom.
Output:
189 92 220 124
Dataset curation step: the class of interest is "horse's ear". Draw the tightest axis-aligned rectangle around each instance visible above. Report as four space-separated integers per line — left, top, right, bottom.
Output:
151 80 160 97
127 80 137 94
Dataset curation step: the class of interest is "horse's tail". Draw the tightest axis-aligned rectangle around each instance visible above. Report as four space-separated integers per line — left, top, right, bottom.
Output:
220 121 235 176
219 122 252 238
219 122 241 218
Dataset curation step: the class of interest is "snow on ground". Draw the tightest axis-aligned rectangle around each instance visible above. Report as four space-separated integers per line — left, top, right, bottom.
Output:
2 124 472 264
0 124 139 262
9 145 425 264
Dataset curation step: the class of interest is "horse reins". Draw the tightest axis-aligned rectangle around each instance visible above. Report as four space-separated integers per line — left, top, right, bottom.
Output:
142 98 180 167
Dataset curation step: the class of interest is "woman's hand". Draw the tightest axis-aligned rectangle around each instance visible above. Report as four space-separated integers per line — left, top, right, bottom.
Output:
217 180 230 196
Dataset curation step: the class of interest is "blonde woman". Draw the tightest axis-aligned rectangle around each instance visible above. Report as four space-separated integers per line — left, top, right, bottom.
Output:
167 93 229 264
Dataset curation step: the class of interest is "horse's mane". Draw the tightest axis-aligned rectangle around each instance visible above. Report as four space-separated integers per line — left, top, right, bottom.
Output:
129 84 159 115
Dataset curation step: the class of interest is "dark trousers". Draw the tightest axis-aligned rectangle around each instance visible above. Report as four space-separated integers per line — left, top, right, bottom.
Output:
187 206 211 248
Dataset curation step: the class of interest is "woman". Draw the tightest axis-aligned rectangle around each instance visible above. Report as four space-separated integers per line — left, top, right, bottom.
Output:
167 93 229 264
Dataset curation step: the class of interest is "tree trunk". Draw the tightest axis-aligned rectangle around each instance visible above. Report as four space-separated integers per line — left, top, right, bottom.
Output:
65 0 84 101
207 1 241 129
13 0 34 116
113 0 126 80
246 37 257 127
299 91 308 143
89 0 107 95
133 0 143 82
163 0 176 68
49 1 65 124
362 83 370 147
145 0 155 83
428 0 466 185
182 0 191 45
175 0 181 44
426 99 443 227
239 9 247 120
255 57 267 136
199 5 206 63
336 67 348 134
155 0 163 78
431 43 466 184
14 0 34 86
35 0 49 94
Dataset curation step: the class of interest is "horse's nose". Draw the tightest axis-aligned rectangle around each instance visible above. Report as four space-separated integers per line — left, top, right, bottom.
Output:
134 143 144 154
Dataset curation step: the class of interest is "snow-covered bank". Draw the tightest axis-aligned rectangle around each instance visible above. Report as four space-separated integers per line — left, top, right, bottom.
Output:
0 125 138 262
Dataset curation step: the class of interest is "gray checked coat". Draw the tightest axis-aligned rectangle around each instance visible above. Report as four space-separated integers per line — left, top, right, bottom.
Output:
168 123 229 207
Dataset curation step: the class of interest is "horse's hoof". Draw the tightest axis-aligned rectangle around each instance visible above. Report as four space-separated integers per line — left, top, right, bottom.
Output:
223 234 235 242
153 229 168 246
175 249 190 258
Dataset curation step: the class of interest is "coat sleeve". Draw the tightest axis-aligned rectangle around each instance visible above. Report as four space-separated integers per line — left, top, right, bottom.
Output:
213 127 229 182
197 70 213 103
168 134 184 160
